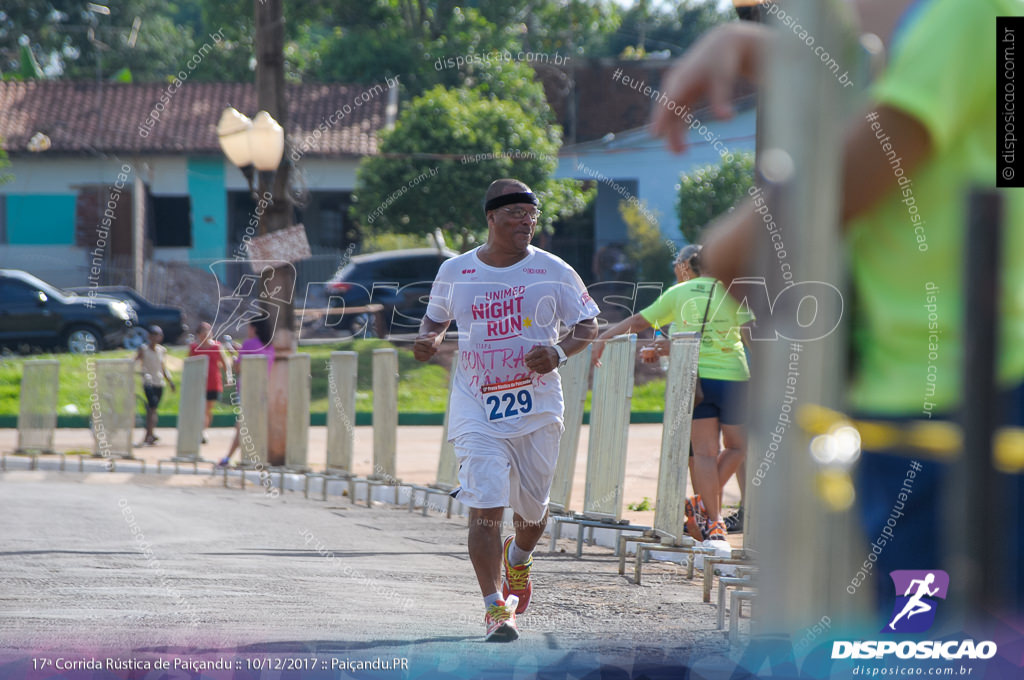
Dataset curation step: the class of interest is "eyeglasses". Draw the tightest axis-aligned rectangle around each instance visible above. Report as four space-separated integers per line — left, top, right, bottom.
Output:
499 206 541 221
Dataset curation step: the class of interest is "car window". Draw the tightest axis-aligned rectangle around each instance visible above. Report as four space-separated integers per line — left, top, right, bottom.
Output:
374 259 412 281
410 255 445 282
0 279 40 305
357 262 382 281
122 290 147 306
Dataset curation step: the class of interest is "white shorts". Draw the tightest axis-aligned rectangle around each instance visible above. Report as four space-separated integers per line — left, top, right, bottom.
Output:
452 423 563 523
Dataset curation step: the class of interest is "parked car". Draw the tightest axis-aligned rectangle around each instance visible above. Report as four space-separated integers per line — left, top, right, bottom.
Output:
0 269 136 354
65 285 187 348
324 248 457 336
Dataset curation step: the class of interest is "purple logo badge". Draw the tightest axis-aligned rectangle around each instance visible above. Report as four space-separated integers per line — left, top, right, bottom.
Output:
884 570 949 634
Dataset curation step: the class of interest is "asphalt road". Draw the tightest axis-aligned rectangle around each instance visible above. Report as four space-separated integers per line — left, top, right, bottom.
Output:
0 472 739 679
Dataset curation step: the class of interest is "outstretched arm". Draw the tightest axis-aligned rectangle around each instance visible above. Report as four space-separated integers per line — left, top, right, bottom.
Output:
525 317 600 375
591 313 653 366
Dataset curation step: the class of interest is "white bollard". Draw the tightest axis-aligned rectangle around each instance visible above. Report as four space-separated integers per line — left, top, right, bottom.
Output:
175 355 208 460
652 332 701 544
285 353 311 471
238 354 269 468
326 351 357 474
91 358 135 459
17 360 59 454
435 362 460 489
582 334 635 520
371 348 398 482
549 346 591 513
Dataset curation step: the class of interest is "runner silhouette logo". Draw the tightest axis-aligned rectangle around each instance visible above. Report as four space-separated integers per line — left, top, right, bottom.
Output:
884 570 949 634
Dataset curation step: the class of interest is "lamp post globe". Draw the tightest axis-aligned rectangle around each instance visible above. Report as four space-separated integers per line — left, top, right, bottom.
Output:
216 107 253 168
250 110 285 172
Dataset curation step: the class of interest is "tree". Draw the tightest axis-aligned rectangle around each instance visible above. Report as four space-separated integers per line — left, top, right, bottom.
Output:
350 81 589 250
307 2 524 97
621 200 674 287
476 0 622 60
1 1 204 81
677 152 755 245
603 0 731 59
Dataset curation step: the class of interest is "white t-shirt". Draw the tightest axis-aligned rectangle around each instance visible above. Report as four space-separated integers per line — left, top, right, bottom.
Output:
426 245 600 439
139 344 167 386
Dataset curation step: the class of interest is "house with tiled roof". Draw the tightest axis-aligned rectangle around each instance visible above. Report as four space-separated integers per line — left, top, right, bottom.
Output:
0 80 395 287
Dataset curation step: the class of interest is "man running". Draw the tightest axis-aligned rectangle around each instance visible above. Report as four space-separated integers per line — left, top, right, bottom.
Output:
414 179 599 642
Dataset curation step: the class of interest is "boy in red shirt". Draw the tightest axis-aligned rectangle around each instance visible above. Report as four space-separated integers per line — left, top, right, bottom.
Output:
189 321 230 443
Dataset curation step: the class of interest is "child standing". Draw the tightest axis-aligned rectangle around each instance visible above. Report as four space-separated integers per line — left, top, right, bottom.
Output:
136 326 175 446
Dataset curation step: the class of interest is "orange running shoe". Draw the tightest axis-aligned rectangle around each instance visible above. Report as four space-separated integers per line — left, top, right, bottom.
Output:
484 595 519 642
706 519 728 542
684 495 708 541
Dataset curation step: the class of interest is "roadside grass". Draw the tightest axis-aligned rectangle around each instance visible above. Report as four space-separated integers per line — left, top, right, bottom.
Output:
0 340 667 416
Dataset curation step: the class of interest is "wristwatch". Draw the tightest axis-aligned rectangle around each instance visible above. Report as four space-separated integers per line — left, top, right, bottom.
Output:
553 344 568 368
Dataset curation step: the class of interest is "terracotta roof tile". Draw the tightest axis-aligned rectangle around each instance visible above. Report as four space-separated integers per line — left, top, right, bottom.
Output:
0 81 392 157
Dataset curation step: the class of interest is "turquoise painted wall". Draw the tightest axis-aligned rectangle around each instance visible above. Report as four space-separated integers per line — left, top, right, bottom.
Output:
186 157 226 260
6 194 77 245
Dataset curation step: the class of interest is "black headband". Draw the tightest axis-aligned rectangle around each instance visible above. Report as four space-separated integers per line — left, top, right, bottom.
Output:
485 192 539 212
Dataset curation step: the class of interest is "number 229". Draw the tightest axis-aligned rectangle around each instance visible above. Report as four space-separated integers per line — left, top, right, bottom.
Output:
486 390 533 420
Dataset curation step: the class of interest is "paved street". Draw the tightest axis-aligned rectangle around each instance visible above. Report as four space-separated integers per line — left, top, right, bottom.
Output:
0 472 741 678
0 424 743 528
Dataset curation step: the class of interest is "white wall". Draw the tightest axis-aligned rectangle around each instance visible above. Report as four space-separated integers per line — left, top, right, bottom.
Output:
2 155 194 196
0 246 89 288
222 156 360 191
3 154 362 196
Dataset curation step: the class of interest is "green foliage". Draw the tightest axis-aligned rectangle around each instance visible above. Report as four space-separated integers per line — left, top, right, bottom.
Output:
620 200 674 287
627 497 653 512
676 152 756 245
358 231 436 254
0 138 10 186
1 2 211 82
350 84 588 248
604 0 732 58
110 67 132 83
2 1 727 84
16 43 42 79
314 3 524 97
477 1 623 60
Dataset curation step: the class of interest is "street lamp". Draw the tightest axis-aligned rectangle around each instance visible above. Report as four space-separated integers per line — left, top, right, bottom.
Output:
217 106 285 200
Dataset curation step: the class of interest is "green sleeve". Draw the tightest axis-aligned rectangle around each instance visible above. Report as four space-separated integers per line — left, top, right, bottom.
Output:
639 283 684 328
872 0 1005 152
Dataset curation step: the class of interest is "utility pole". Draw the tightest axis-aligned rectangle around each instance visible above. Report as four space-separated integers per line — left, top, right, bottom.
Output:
254 0 295 463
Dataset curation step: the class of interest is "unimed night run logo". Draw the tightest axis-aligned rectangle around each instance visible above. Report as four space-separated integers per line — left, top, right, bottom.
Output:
832 569 997 661
884 569 948 634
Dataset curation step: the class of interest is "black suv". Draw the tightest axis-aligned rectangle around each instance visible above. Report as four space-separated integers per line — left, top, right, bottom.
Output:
66 285 186 348
324 248 457 336
0 269 136 353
